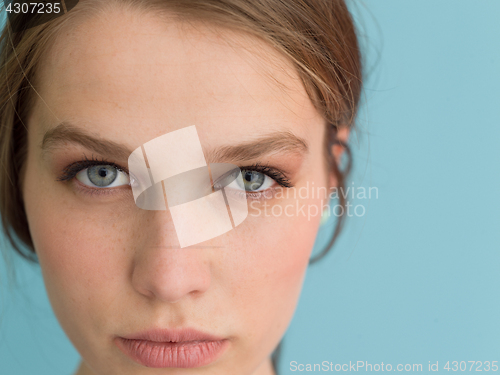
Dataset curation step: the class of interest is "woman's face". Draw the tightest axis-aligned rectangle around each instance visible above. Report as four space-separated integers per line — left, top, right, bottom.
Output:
22 6 331 375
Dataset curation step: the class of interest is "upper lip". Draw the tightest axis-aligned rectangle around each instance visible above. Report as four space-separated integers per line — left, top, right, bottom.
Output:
119 328 226 343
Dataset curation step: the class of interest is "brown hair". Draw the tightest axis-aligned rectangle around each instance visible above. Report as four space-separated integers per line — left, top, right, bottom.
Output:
0 0 362 368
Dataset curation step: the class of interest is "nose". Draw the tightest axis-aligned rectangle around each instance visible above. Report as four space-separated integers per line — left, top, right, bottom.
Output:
131 210 212 303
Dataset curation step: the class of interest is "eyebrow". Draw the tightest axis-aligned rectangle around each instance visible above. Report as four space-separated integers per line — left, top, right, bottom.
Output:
41 123 133 161
205 130 308 163
41 122 308 164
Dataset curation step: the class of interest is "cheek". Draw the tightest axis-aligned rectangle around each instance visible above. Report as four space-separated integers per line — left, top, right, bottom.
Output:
232 213 316 289
23 162 135 330
221 196 322 349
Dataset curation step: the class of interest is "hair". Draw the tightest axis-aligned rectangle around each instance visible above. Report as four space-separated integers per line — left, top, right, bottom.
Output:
0 0 362 372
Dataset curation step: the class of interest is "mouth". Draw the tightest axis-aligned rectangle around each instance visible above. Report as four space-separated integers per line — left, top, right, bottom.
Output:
114 328 230 368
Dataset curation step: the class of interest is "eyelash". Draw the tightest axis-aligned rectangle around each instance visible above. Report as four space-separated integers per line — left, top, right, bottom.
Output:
238 162 292 189
56 155 293 197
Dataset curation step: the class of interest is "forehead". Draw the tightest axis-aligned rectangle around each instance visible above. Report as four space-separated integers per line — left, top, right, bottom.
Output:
32 6 322 148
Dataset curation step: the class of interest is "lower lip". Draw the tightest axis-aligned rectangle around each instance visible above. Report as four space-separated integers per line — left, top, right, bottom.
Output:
115 337 229 368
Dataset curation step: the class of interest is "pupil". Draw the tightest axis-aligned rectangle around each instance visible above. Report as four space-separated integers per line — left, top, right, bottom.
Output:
98 168 107 177
244 171 254 181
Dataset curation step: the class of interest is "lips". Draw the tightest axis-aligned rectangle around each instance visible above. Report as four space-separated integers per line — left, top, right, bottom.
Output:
114 328 230 368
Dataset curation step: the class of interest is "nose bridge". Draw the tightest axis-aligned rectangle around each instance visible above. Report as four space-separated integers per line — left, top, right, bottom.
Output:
138 208 180 248
131 210 212 303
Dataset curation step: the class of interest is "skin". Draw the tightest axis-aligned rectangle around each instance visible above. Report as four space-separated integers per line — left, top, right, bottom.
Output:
22 5 348 375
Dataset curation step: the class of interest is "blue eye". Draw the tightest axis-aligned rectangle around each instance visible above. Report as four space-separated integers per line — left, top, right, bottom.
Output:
214 169 276 193
214 169 274 193
237 170 273 192
212 164 292 195
76 165 130 188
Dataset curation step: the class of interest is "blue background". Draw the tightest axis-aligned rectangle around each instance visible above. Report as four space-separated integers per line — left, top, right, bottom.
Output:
1 1 499 374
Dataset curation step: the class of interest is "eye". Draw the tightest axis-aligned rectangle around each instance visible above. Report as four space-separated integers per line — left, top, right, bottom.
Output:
235 170 274 192
76 165 130 188
215 169 275 193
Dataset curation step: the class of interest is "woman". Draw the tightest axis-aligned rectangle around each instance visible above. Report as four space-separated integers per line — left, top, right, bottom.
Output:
0 0 362 374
